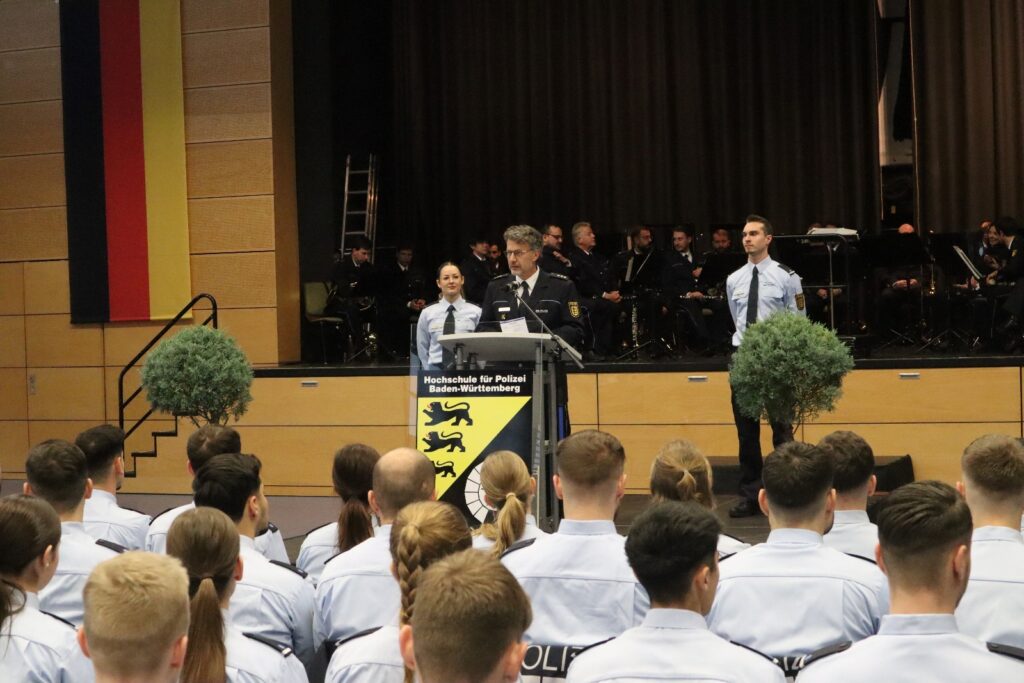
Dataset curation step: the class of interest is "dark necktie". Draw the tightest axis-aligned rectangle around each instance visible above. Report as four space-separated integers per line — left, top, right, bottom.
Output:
746 266 759 328
441 305 456 368
519 282 530 311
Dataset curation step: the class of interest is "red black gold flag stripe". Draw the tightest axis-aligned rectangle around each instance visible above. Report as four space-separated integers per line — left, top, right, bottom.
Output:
60 0 190 324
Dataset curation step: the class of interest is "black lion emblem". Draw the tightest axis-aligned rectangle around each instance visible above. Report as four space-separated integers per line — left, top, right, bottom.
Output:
433 460 457 477
422 431 466 453
422 401 473 426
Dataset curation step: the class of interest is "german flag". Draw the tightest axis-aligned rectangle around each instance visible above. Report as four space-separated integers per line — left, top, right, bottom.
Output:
60 0 190 324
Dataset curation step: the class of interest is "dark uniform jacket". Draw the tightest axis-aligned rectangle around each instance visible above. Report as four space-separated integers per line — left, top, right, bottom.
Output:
568 247 616 298
662 249 700 297
331 257 376 299
476 270 584 348
461 254 492 305
378 260 429 308
998 236 1024 283
540 244 573 277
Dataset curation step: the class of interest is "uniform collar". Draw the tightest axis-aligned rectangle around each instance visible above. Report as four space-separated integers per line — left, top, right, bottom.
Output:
239 535 257 550
642 608 707 631
832 510 870 525
878 614 957 636
746 256 773 272
766 528 824 546
90 489 117 505
525 514 538 529
375 524 393 539
972 526 1024 543
515 269 541 292
61 521 90 538
556 519 617 535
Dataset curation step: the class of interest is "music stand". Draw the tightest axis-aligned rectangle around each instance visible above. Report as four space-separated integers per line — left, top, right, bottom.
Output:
697 252 747 291
859 232 930 347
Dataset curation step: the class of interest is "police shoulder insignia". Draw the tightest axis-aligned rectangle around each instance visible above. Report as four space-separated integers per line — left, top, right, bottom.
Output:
568 301 581 318
549 272 570 280
492 272 513 280
988 642 1024 662
776 262 795 274
1013 250 1019 258
795 293 806 310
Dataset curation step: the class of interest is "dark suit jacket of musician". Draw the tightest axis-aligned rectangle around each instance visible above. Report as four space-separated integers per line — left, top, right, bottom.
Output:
567 247 617 298
476 270 584 349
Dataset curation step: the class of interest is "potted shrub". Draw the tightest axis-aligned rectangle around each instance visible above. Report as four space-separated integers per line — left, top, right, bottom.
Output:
730 312 854 427
141 326 254 426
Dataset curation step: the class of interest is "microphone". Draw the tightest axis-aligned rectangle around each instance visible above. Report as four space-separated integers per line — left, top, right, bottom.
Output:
501 281 522 293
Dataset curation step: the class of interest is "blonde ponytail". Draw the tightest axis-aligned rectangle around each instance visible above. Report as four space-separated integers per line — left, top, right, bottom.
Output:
650 440 714 509
475 451 532 556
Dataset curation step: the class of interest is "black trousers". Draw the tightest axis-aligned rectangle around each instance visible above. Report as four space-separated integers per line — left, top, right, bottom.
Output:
730 381 793 503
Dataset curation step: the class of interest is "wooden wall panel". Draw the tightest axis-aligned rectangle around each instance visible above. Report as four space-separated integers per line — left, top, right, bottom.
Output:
598 372 733 425
0 368 28 419
0 48 61 104
0 1 60 51
216 307 279 366
22 260 69 314
25 315 103 367
0 208 68 262
27 420 98 448
188 196 275 254
0 263 24 314
814 368 1020 424
191 251 277 309
0 154 65 208
186 139 273 198
182 0 269 35
0 420 30 474
102 320 191 367
185 83 271 143
183 28 270 89
0 101 63 157
243 376 416 426
803 422 1022 484
0 316 26 367
27 367 105 421
567 374 598 425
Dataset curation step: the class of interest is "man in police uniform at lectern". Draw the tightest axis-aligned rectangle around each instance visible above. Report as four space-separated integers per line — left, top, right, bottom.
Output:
726 214 806 518
477 224 584 348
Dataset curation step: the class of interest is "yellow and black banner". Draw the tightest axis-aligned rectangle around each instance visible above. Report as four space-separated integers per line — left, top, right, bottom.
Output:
416 370 533 523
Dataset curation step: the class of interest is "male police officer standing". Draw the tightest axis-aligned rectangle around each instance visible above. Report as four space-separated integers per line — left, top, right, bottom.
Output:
726 214 806 518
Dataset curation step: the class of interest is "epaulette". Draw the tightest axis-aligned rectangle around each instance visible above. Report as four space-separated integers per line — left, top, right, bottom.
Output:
499 537 537 558
573 636 615 658
269 559 308 579
243 632 294 657
41 610 76 629
304 521 332 535
256 522 279 537
776 262 795 274
335 626 381 650
149 506 176 525
800 641 852 668
844 552 877 564
729 640 777 664
721 532 745 543
988 642 1024 662
719 551 738 562
548 272 570 280
324 550 344 566
96 539 127 553
491 272 513 280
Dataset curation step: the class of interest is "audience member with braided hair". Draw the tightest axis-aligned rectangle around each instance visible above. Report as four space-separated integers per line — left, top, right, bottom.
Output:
400 550 532 683
473 450 547 555
167 507 308 683
0 494 94 682
649 439 750 556
325 500 473 683
298 444 380 584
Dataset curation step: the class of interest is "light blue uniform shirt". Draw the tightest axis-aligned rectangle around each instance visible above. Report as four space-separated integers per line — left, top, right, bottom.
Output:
315 525 397 646
230 535 317 668
566 608 785 683
326 621 403 683
83 489 151 550
472 514 548 552
726 256 805 347
797 614 1024 682
39 521 119 626
501 519 650 646
416 297 482 369
226 618 309 683
955 526 1024 648
145 501 289 563
706 528 887 659
823 509 879 560
0 592 95 683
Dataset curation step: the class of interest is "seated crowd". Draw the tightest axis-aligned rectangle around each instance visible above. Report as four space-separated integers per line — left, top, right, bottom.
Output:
3 423 1024 682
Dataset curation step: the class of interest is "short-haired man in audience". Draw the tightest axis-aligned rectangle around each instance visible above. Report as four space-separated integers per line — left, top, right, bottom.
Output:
540 223 573 277
818 430 878 559
502 430 649 646
24 439 121 625
315 447 437 645
79 552 189 683
566 501 784 682
799 481 1024 681
400 549 531 683
76 424 151 550
706 441 886 665
193 452 317 668
144 424 288 562
954 434 1024 647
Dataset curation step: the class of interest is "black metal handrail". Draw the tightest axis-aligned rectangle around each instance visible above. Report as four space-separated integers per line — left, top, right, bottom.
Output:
118 293 218 440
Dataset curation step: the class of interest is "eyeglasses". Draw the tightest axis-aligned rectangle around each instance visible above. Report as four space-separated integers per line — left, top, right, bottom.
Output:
506 249 532 258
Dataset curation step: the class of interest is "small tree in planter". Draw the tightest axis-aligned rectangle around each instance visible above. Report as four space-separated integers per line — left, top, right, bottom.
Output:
730 312 854 427
141 326 254 426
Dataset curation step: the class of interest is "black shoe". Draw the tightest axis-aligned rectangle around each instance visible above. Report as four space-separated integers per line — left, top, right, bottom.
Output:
729 499 762 518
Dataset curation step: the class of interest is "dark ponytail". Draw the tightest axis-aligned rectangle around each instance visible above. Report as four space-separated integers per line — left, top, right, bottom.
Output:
332 444 380 552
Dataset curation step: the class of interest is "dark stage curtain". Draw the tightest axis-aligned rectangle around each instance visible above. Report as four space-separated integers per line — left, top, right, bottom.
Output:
913 0 1024 232
389 0 879 261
